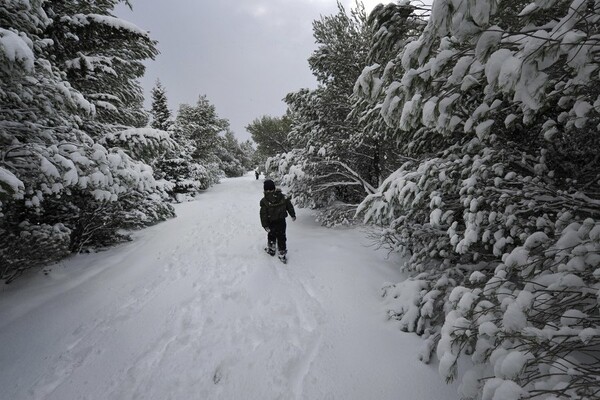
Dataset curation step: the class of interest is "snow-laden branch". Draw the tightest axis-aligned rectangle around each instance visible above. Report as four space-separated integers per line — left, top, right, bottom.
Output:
323 159 377 195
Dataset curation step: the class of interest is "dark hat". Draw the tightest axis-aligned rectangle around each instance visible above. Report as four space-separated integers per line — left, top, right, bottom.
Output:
263 179 276 191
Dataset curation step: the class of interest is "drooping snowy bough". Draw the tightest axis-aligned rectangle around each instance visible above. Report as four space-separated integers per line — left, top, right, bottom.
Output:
356 1 600 398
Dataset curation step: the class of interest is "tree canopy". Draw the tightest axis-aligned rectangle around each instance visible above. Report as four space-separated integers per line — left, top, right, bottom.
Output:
246 114 292 160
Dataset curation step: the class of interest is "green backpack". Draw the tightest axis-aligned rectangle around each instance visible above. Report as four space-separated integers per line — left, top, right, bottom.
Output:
264 191 288 220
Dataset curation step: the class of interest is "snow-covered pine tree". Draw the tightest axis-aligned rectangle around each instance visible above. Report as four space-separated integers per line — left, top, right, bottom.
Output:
176 95 229 162
0 0 79 281
102 126 178 196
43 0 157 130
213 130 247 178
239 140 256 170
43 0 173 242
0 0 173 283
173 95 230 185
150 79 173 131
350 2 427 185
146 95 232 200
143 81 211 198
357 0 600 398
274 2 376 225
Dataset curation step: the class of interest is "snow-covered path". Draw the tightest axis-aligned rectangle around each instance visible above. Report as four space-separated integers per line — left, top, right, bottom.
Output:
0 174 457 400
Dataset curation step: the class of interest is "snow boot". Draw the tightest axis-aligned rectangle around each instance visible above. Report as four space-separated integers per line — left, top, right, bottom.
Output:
265 243 276 256
278 251 287 264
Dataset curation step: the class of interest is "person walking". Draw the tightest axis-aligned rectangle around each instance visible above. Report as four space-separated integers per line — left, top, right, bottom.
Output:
259 179 296 263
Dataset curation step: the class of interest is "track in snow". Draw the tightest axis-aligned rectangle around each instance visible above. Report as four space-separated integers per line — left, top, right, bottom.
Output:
0 174 457 400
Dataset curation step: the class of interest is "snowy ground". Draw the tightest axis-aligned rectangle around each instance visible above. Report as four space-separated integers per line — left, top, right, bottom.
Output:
0 173 458 400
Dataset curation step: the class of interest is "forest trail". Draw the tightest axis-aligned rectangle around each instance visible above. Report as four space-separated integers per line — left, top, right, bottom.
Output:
0 173 457 400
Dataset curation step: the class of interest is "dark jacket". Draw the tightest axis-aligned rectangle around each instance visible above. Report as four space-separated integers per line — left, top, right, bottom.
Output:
260 189 296 228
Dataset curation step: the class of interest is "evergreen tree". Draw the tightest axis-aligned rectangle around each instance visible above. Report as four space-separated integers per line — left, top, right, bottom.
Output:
0 0 173 283
213 130 246 178
350 2 427 184
150 79 173 131
0 0 84 280
149 93 253 198
153 121 214 198
239 140 256 171
176 95 229 162
270 1 375 225
246 114 292 160
355 0 600 397
43 0 158 131
157 94 234 195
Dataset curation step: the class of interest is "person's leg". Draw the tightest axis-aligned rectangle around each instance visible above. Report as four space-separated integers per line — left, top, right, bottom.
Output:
266 225 276 255
273 220 287 254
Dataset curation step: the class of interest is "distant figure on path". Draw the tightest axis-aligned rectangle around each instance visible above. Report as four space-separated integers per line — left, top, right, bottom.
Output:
260 179 296 263
255 169 260 180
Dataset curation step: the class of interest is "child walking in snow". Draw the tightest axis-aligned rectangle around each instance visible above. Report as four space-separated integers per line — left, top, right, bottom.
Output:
260 179 296 263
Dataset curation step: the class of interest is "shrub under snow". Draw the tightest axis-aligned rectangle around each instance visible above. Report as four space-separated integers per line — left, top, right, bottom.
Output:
355 0 600 398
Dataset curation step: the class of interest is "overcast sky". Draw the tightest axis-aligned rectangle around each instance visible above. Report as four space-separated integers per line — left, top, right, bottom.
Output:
115 0 391 142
